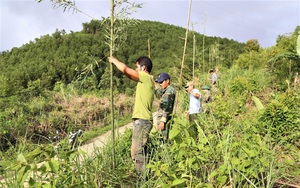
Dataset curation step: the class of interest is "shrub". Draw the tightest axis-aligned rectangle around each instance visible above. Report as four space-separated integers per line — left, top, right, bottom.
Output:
257 90 300 146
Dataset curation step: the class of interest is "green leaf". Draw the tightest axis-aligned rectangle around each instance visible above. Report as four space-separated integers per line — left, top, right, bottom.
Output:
217 176 227 186
42 183 53 188
17 153 27 164
199 137 208 144
169 128 181 140
208 170 218 178
17 165 31 186
243 147 257 158
171 178 185 187
49 158 60 173
29 177 38 186
188 157 196 167
231 157 239 165
218 163 228 174
252 96 264 110
155 169 161 176
26 148 44 160
196 156 207 162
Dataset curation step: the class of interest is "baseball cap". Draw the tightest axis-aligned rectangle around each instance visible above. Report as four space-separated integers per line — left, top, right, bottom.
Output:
185 82 194 88
155 72 170 83
202 85 210 90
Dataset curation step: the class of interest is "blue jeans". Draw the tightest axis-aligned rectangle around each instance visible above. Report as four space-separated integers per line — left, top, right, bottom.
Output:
131 119 153 172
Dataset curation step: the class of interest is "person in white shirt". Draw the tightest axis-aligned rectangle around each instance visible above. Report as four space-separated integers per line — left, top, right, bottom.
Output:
209 69 218 86
185 82 201 140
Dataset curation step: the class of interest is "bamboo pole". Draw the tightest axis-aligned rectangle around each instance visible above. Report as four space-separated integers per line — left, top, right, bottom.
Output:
202 12 206 73
109 0 116 169
192 24 196 82
174 0 192 114
179 0 192 82
148 38 151 58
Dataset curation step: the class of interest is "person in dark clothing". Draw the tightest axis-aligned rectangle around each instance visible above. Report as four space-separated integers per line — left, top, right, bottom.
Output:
154 72 176 141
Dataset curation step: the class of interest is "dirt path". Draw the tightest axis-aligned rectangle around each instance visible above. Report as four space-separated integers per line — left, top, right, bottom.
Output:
79 112 157 157
78 121 132 156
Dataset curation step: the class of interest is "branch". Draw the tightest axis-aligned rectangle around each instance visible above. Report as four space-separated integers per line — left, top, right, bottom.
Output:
36 0 94 19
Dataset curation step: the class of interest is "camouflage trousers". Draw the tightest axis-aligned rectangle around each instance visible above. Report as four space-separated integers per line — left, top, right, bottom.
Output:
131 119 153 173
189 113 199 141
156 116 172 141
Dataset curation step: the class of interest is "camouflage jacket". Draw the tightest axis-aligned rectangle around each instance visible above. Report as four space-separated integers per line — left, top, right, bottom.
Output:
155 85 176 123
202 92 212 104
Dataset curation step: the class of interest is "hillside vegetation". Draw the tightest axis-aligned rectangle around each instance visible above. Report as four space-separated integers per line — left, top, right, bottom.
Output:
0 20 244 96
0 19 244 151
0 19 299 187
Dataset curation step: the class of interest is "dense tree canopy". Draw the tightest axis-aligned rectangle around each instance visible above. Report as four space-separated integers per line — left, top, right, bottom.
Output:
0 19 245 97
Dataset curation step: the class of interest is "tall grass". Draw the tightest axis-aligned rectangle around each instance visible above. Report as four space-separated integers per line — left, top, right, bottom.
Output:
1 87 299 187
143 107 282 187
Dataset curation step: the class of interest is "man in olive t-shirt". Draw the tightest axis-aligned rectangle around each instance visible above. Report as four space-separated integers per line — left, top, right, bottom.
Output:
132 71 154 120
108 56 154 174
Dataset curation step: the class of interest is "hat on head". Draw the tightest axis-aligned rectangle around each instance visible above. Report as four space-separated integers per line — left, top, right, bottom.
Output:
155 72 170 83
185 81 194 88
202 85 210 90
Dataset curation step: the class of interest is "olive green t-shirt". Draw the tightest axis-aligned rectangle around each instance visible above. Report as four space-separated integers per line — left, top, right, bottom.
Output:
132 71 154 120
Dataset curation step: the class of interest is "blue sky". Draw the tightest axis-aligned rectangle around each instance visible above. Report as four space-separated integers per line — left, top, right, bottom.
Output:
1 0 299 51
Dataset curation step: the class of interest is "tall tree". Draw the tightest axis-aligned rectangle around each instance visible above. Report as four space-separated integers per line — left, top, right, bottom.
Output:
244 39 260 53
268 26 300 85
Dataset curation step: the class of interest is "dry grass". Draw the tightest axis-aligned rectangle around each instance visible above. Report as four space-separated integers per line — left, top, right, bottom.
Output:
34 93 134 137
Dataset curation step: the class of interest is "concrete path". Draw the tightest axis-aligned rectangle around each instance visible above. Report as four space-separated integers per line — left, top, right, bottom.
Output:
79 122 132 156
79 112 157 157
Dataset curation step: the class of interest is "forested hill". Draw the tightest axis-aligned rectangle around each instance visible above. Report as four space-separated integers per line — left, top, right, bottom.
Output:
0 19 245 97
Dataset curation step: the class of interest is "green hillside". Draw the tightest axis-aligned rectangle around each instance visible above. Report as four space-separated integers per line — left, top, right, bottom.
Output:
0 19 245 152
0 19 244 97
